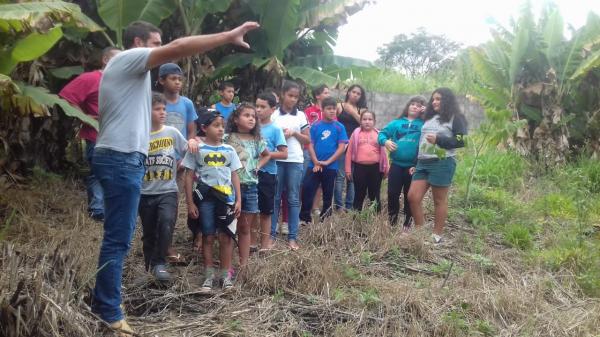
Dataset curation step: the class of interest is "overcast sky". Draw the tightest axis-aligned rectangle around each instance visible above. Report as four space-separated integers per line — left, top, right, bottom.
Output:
334 0 600 62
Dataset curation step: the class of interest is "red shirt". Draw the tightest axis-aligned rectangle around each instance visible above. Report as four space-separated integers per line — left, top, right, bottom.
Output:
304 105 322 149
59 70 102 142
304 105 322 125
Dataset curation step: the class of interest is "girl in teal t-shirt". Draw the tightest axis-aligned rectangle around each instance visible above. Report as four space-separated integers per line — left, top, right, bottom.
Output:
225 103 269 269
378 96 426 229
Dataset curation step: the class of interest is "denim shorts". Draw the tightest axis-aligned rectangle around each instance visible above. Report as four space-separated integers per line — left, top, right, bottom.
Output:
241 184 259 213
413 157 457 187
198 197 218 236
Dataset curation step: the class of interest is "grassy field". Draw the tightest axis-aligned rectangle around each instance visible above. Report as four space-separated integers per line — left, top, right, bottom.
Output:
1 150 599 336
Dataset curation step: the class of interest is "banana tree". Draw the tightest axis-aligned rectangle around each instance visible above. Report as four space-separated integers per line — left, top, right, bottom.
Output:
0 1 104 174
212 0 374 95
96 0 177 48
469 4 600 163
0 1 103 127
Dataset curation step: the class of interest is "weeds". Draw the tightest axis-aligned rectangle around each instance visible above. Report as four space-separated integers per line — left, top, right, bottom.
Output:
2 149 600 336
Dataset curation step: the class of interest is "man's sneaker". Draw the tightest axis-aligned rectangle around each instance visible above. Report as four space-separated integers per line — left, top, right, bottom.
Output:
201 274 214 291
152 264 172 282
280 222 289 235
222 275 234 290
299 219 309 226
109 319 134 337
432 234 443 244
90 213 104 222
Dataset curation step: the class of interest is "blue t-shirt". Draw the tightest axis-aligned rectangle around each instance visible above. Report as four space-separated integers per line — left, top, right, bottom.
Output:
165 96 197 139
215 102 236 120
309 120 348 170
260 122 287 175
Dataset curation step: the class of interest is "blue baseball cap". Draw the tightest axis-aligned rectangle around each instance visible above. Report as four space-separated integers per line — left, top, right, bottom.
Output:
158 63 183 78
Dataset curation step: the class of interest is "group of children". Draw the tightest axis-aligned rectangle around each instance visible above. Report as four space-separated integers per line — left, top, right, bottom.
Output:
138 62 467 291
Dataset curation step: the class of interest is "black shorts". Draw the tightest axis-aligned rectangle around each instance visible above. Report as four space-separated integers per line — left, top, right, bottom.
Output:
258 171 277 215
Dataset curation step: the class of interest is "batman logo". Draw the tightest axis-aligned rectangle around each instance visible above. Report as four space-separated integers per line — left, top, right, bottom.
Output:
204 152 227 166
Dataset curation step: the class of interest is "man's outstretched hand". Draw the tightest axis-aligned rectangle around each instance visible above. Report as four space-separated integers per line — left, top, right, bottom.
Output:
228 21 260 49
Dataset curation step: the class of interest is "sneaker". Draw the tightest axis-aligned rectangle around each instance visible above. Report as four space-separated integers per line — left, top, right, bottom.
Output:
280 222 289 235
201 274 214 291
151 264 172 282
109 319 134 337
432 234 443 244
402 217 413 229
299 219 309 226
222 275 234 290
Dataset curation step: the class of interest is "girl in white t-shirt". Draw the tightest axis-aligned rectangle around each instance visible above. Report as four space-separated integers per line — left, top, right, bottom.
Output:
270 81 310 250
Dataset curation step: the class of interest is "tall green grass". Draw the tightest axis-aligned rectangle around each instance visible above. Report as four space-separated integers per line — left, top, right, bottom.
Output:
453 149 600 296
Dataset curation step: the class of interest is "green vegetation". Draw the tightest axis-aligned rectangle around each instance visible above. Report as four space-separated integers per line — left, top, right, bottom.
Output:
452 147 600 297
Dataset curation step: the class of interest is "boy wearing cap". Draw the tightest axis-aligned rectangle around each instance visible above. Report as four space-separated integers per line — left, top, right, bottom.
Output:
159 63 198 140
158 63 198 263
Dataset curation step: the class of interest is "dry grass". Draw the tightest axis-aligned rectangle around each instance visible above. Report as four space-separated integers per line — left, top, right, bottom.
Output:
1 178 599 336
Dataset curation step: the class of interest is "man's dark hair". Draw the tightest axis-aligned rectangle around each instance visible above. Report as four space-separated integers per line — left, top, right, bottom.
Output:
321 97 337 109
218 81 235 91
312 84 329 99
257 92 277 108
123 21 162 49
102 46 120 57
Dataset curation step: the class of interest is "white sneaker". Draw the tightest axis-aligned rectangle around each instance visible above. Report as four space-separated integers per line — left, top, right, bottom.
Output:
281 222 289 235
432 234 443 244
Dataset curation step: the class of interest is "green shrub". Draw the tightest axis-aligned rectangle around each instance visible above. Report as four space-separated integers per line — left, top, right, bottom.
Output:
358 287 381 308
539 240 600 296
503 224 533 250
463 185 522 224
465 207 498 227
568 156 600 194
533 193 577 219
455 151 527 191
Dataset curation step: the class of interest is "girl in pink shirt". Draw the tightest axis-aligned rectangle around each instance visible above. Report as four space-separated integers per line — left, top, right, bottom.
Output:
345 111 389 211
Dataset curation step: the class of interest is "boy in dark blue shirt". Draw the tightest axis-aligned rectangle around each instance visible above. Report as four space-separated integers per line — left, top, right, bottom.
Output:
300 97 348 224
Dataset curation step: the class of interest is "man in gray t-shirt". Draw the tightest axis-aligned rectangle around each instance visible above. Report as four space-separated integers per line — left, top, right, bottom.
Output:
91 20 259 335
96 48 153 154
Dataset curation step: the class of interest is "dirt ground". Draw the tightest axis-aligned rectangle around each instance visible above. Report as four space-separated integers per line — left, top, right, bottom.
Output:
1 178 599 337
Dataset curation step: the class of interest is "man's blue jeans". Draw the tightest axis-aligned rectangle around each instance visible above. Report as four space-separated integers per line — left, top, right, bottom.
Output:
85 140 104 218
334 152 354 210
271 162 303 241
91 148 145 323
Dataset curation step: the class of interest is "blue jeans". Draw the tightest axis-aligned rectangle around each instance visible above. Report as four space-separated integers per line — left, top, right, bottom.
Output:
271 162 303 241
334 152 354 210
85 141 104 218
91 148 146 323
300 168 337 222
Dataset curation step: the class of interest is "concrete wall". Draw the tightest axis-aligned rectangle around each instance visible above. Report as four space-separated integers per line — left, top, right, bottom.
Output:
331 91 485 130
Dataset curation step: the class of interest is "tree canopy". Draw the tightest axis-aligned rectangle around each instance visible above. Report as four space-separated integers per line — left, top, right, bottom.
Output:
376 28 461 78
